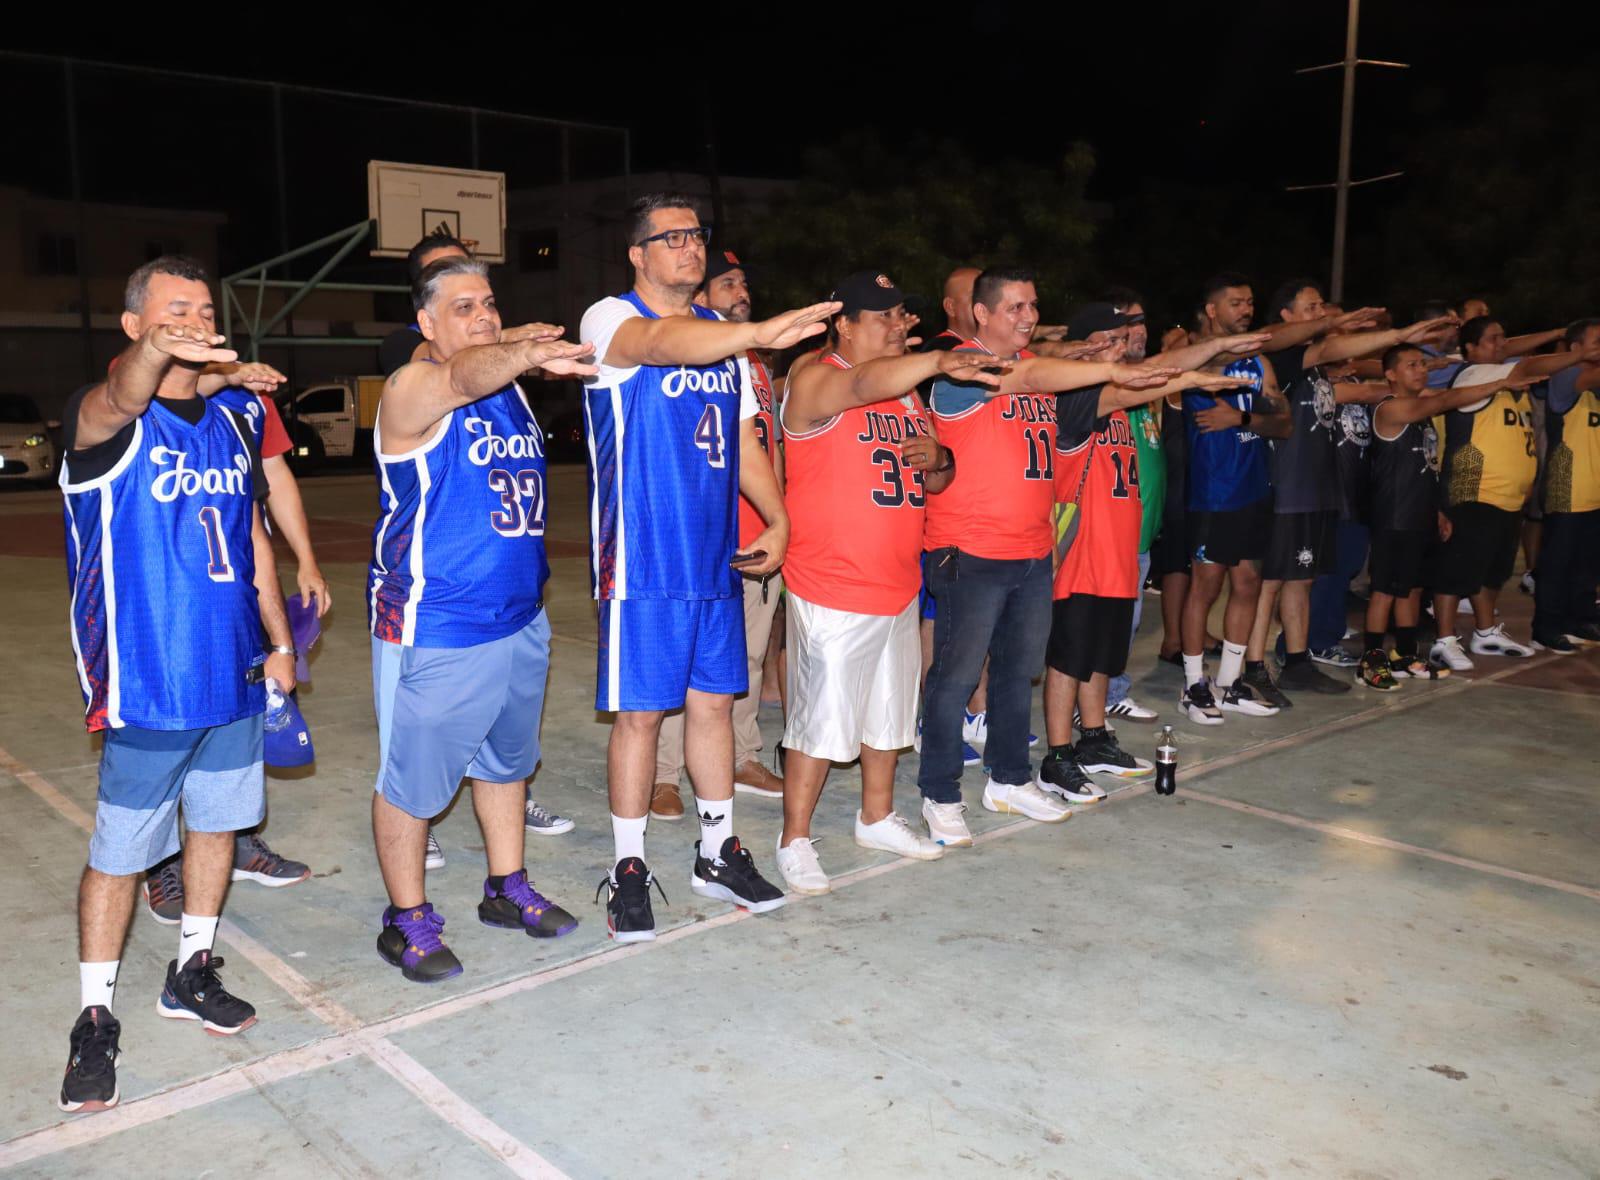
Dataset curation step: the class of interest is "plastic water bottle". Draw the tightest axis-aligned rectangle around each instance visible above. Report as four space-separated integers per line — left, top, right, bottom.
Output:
1154 725 1177 796
264 678 292 734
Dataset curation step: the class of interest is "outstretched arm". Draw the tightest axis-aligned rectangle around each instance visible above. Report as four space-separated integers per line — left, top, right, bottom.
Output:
785 349 1005 430
1375 376 1539 430
1304 316 1459 368
76 325 237 449
382 336 597 449
603 301 840 369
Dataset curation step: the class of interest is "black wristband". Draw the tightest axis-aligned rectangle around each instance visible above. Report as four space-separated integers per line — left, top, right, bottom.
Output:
1239 411 1252 427
932 446 955 474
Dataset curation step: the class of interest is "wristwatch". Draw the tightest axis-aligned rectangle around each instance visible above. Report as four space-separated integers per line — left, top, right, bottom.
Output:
1239 411 1253 427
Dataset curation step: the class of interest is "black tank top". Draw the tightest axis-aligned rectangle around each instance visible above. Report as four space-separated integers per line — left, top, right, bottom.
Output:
1332 395 1372 523
1369 397 1439 532
1161 392 1186 520
1269 365 1341 513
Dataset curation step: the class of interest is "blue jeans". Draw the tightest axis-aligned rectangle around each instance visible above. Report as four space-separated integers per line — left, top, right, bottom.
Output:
918 550 1052 803
1308 520 1370 651
1107 551 1152 707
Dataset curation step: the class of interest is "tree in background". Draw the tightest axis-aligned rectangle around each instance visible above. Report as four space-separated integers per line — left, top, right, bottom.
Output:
747 132 1101 332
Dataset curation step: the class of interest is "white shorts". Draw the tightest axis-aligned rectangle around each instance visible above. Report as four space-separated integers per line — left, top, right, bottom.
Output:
783 592 920 763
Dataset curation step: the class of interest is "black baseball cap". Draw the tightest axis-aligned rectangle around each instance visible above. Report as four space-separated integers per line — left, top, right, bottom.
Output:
830 270 907 316
1067 302 1130 339
704 248 750 284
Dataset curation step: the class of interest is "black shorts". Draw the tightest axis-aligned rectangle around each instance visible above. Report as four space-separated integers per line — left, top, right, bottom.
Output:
1187 499 1271 567
1368 527 1431 596
1434 502 1520 596
1262 510 1338 581
1148 515 1190 579
1046 593 1136 680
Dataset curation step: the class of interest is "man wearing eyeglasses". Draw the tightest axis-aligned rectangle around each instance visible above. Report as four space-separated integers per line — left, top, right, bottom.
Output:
580 193 838 942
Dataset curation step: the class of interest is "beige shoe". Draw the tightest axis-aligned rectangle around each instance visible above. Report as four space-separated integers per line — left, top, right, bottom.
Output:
650 781 684 821
733 760 784 798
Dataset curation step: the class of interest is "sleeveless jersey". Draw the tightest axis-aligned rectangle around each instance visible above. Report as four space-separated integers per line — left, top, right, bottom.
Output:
208 386 267 445
1268 365 1340 513
1129 402 1166 553
783 353 931 615
1442 373 1536 511
369 380 549 648
1054 408 1143 600
1160 391 1186 522
582 293 741 600
924 342 1056 560
1332 396 1372 523
737 350 779 548
1543 385 1600 513
62 399 264 732
1184 354 1269 511
1369 398 1439 532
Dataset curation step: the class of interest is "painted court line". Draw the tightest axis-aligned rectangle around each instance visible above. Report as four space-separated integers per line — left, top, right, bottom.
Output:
2 654 1590 1172
0 744 559 1178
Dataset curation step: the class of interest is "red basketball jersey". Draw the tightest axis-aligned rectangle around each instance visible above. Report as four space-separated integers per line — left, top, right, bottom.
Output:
783 353 931 615
1053 408 1143 600
923 342 1055 559
737 350 779 548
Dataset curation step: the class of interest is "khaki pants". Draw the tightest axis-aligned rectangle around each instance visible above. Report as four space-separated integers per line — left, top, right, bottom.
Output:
655 573 783 784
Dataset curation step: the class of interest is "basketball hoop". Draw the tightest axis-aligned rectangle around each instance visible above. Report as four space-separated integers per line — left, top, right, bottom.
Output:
460 239 480 254
367 162 506 262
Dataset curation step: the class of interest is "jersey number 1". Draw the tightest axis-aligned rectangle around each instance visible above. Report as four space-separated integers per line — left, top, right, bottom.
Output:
198 506 235 583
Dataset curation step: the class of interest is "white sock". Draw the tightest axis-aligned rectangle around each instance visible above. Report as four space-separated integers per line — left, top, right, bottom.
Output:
177 913 219 967
1183 653 1205 688
694 794 734 860
79 961 119 1013
1218 641 1246 689
611 812 647 876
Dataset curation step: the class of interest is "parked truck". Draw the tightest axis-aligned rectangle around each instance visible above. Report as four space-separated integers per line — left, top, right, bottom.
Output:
285 375 385 464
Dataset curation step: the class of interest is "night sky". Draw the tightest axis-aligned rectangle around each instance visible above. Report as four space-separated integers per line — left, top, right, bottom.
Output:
8 0 1590 281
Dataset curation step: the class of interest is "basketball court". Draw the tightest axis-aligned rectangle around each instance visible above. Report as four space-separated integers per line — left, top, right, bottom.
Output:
1 467 1597 1178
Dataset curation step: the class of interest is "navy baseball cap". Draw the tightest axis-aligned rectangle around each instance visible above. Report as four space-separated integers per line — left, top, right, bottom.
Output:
830 270 907 316
704 248 750 284
264 688 315 769
1067 302 1130 339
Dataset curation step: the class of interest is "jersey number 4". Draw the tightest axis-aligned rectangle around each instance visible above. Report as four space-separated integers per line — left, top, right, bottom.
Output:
695 404 726 468
488 469 547 537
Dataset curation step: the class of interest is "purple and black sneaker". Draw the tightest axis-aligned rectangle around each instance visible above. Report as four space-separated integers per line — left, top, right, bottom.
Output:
377 903 463 984
478 869 578 939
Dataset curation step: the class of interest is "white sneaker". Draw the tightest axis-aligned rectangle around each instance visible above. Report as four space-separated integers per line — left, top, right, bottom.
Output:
1519 570 1536 595
855 811 944 860
1430 635 1475 671
921 798 974 847
424 831 445 871
1456 598 1475 614
1469 623 1535 658
962 709 988 749
1106 696 1158 723
981 778 1072 823
774 836 830 895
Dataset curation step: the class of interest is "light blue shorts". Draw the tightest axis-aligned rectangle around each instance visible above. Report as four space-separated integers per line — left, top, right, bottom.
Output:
372 610 550 819
89 714 266 876
595 596 745 712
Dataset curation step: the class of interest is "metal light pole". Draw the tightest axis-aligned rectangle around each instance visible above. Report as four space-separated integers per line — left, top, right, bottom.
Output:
1287 0 1408 302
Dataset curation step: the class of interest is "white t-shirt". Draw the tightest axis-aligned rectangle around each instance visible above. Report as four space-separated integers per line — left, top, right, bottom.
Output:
580 295 758 420
1451 362 1517 413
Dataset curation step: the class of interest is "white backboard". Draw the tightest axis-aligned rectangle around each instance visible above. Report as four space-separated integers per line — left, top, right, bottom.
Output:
368 161 506 262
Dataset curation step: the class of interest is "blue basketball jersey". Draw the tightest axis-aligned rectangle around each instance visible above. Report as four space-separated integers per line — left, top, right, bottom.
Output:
582 292 741 600
61 399 265 732
1184 354 1270 511
207 386 266 444
369 380 549 648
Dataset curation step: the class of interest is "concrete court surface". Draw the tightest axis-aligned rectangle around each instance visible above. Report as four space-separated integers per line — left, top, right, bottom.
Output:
0 468 1597 1179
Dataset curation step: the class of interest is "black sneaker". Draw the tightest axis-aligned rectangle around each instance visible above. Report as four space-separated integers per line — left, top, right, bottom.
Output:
1179 679 1224 726
58 1006 120 1113
1533 632 1578 655
231 833 310 887
1242 662 1293 709
596 856 667 943
1219 680 1281 716
1073 729 1154 779
691 837 786 913
1035 749 1107 803
479 869 578 938
143 855 184 926
378 903 464 983
157 949 257 1035
1566 622 1600 645
1279 659 1352 694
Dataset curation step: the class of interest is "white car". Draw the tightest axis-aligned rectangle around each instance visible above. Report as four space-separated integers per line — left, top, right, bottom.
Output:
0 394 59 486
